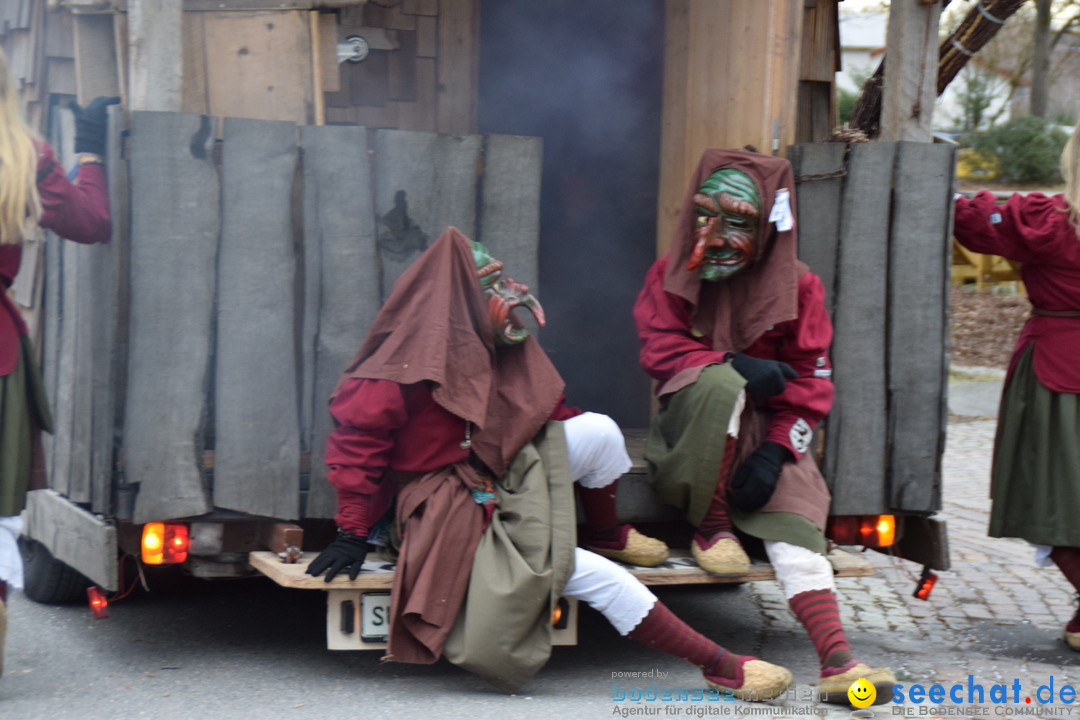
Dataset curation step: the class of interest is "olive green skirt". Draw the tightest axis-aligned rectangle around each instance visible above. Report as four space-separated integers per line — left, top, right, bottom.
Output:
1 335 53 517
989 344 1080 546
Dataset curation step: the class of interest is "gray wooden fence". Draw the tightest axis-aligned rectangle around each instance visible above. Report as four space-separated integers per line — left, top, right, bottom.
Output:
41 111 542 524
789 141 955 516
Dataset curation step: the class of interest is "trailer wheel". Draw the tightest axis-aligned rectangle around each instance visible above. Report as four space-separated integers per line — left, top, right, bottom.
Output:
18 536 92 605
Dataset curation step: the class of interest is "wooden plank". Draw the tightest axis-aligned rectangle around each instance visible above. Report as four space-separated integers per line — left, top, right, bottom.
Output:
202 10 313 124
880 1 941 142
46 57 76 97
214 117 301 520
181 11 209 115
787 142 845 313
89 105 128 515
249 547 872 591
47 108 78 500
310 11 325 125
316 11 339 93
824 141 894 515
23 489 118 592
392 56 434 131
127 0 183 111
73 13 119 104
415 14 435 57
478 134 542 295
40 228 61 482
887 142 954 513
300 125 380 518
402 0 437 15
386 29 416 101
435 0 478 135
371 128 481 300
125 111 217 522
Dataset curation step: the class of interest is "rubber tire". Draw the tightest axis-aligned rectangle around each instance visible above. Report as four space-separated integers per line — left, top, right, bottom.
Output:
18 536 92 605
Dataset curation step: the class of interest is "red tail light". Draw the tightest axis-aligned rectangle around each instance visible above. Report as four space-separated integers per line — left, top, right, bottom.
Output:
87 586 109 618
914 566 938 600
141 522 190 565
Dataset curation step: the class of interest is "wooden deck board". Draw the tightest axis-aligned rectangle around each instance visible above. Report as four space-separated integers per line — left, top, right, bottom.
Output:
250 547 874 591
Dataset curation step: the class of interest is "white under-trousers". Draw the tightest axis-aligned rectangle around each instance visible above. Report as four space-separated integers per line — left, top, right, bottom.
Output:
561 412 657 634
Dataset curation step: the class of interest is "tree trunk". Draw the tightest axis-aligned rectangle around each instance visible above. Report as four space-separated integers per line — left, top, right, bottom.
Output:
1030 0 1052 118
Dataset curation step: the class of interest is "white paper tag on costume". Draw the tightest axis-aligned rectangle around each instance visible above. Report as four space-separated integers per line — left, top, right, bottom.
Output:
789 418 812 455
769 188 794 232
989 211 1002 224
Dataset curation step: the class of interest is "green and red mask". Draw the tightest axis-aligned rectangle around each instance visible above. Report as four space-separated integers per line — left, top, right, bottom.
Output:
472 241 545 346
686 168 762 282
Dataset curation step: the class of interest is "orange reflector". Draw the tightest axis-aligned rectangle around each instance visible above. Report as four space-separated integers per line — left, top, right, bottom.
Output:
551 604 563 627
825 515 897 548
141 523 190 565
87 586 109 619
914 566 938 601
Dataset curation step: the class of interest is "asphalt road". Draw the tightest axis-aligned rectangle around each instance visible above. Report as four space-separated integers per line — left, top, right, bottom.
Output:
0 569 902 720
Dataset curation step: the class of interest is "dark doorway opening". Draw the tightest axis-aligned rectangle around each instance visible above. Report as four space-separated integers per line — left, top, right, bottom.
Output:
478 0 665 428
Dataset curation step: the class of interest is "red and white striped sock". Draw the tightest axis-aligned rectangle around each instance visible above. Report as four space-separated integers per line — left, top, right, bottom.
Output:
788 588 854 675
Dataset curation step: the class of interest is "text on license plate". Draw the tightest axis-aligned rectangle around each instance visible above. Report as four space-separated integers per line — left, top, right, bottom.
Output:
361 592 391 643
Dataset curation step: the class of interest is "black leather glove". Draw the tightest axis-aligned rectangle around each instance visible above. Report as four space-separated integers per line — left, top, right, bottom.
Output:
305 531 369 582
72 96 121 156
730 353 796 400
729 441 793 512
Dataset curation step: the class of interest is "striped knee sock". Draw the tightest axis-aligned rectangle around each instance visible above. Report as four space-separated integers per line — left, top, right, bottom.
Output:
696 436 740 541
788 588 854 674
628 601 751 685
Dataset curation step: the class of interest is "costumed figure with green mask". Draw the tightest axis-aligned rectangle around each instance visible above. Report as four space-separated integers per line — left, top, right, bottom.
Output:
305 226 792 697
633 148 895 703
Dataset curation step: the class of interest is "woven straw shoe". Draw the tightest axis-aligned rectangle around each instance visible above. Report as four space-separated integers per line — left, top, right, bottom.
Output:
585 526 669 567
1065 629 1080 650
691 534 750 575
705 659 793 701
816 663 896 704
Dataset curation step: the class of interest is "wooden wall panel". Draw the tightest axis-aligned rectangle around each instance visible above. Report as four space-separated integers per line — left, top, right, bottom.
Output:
214 118 302 520
824 142 893 515
479 134 542 295
125 112 218 523
787 142 845 313
202 10 313 124
887 142 954 513
300 125 379 519
435 0 478 135
371 129 482 300
657 0 804 256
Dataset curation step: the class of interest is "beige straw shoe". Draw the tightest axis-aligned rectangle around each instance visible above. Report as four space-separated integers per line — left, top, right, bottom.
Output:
705 659 793 701
1064 629 1080 650
691 535 750 575
816 663 896 704
586 527 669 567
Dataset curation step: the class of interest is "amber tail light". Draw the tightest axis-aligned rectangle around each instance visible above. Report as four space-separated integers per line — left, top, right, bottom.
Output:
141 522 190 565
825 515 897 548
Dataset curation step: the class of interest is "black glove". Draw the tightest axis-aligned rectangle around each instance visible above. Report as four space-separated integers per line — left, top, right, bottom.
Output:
729 441 793 512
305 531 369 582
730 353 796 400
72 96 121 156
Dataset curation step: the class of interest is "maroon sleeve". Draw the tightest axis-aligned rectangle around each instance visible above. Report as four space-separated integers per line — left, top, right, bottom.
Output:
953 191 1065 264
762 272 835 458
36 142 111 244
548 394 583 421
325 378 410 536
633 258 729 385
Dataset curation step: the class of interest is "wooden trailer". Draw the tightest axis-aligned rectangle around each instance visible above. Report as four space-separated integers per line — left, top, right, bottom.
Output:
4 1 952 633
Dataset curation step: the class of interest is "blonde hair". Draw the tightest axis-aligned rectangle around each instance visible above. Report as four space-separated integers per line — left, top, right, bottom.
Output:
1063 123 1080 236
0 46 41 246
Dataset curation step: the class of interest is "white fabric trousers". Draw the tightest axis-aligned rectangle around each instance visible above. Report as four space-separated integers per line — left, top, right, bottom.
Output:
560 413 656 634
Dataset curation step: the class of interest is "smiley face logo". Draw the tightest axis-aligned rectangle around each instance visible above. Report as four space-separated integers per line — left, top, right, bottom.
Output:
847 677 876 708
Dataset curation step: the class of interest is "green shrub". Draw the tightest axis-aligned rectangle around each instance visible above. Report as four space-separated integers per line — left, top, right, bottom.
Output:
968 116 1069 185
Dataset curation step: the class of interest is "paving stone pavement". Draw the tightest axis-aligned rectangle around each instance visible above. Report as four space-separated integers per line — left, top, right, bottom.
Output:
735 385 1080 719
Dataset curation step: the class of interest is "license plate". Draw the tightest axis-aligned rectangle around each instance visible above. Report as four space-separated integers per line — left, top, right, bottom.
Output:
360 592 391 643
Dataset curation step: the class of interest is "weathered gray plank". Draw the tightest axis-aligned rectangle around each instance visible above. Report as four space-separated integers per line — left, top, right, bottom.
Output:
214 117 301 520
22 489 118 592
887 142 954 513
789 142 845 313
372 129 482 300
125 111 217 522
90 104 129 515
301 125 380 518
478 134 542 295
824 142 895 515
40 230 61 485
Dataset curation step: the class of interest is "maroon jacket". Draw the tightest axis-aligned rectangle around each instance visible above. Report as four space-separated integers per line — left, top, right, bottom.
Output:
1 142 110 375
